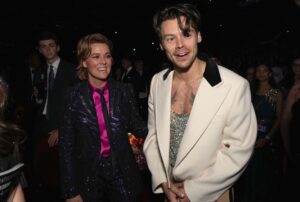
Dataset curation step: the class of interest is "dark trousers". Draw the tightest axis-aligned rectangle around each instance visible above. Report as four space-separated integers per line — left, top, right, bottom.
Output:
138 97 148 121
140 169 165 202
28 115 61 202
97 156 140 202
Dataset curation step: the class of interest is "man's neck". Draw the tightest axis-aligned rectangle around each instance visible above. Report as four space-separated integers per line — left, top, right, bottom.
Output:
174 59 206 83
47 56 59 65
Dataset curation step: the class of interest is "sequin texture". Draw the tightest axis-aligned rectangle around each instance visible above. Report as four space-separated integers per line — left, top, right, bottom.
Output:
169 111 189 167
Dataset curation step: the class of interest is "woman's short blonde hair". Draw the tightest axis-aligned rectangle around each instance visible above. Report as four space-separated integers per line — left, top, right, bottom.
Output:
76 33 113 80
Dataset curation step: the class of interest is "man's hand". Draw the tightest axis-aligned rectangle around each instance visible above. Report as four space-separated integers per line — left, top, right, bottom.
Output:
66 195 83 202
161 182 178 202
170 181 190 202
32 86 39 98
48 129 59 147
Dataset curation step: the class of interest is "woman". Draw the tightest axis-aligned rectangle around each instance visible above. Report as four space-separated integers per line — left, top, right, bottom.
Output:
59 33 147 202
239 63 283 202
280 56 300 201
0 77 26 202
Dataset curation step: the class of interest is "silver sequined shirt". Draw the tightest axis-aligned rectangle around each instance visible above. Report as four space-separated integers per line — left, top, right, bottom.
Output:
169 111 189 167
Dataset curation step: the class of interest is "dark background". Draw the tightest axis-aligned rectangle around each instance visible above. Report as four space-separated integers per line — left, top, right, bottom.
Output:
1 0 300 68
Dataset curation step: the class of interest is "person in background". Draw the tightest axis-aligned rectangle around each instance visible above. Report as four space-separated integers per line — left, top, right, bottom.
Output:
280 56 300 98
10 51 45 134
59 33 147 202
143 3 257 202
0 76 26 202
238 63 283 202
272 65 284 87
32 31 78 202
9 51 45 189
245 65 255 84
133 57 151 121
280 56 300 201
120 55 142 101
244 65 256 95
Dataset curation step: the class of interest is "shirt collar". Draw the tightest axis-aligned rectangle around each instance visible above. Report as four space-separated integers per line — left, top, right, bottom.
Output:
89 81 109 93
48 57 60 71
126 66 133 73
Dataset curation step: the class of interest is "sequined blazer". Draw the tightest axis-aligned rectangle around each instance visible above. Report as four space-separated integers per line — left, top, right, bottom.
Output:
59 79 147 201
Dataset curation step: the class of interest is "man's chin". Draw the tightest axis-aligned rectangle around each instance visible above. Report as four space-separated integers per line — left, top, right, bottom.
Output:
174 63 192 72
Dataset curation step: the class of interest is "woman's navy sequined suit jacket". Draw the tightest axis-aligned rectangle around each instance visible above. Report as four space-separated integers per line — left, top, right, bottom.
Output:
59 78 147 201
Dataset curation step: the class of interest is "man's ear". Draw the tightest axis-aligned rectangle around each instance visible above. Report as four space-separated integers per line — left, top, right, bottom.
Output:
37 46 42 54
160 43 164 51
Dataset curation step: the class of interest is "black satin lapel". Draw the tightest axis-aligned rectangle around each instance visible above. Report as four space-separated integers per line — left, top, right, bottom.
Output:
199 52 222 86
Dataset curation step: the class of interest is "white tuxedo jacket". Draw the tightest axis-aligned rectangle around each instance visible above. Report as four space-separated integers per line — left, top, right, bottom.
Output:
143 57 257 202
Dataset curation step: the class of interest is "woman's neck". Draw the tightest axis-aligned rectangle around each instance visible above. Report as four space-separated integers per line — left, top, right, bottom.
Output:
257 82 272 94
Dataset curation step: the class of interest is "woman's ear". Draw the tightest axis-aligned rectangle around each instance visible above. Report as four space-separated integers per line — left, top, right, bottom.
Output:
197 32 202 43
82 60 87 68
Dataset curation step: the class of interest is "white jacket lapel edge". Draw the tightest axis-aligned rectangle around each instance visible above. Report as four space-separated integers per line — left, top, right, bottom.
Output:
156 71 173 170
175 80 231 167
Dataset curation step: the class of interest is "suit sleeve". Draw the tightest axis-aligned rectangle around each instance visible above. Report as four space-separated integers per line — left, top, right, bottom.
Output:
143 74 168 193
59 89 78 199
184 79 257 202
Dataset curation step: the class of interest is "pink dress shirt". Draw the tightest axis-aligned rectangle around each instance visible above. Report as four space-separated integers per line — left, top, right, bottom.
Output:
90 82 111 157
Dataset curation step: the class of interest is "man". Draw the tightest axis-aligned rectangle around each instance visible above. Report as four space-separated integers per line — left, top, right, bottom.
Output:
120 56 142 101
143 3 257 202
33 31 77 202
36 32 77 146
133 57 151 121
10 51 44 132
